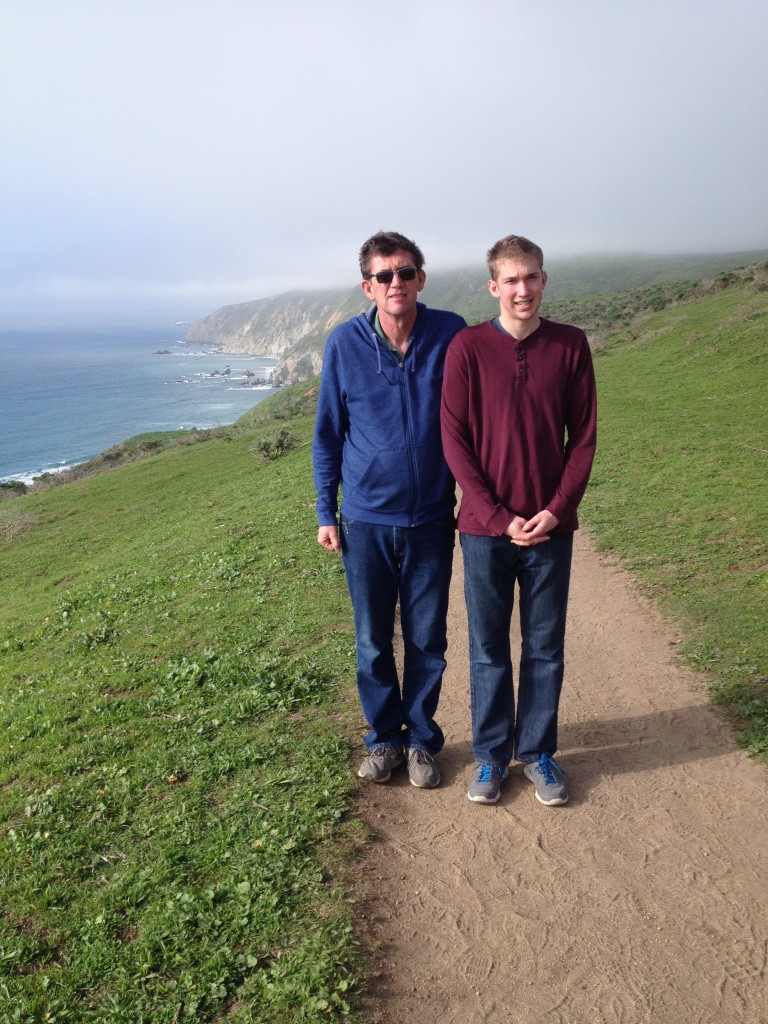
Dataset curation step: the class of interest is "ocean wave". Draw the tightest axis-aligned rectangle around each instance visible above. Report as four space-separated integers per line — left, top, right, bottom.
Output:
1 462 80 487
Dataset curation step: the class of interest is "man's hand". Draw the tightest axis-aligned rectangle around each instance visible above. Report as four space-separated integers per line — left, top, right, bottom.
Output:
317 525 341 552
504 510 559 547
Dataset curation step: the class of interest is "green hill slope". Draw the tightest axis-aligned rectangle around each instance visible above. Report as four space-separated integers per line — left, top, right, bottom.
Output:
582 262 768 753
0 418 363 1021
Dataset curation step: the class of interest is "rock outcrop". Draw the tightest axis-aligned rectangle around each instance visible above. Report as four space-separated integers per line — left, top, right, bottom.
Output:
184 287 367 368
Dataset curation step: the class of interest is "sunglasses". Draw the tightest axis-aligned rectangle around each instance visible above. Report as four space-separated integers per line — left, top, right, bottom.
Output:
367 267 419 284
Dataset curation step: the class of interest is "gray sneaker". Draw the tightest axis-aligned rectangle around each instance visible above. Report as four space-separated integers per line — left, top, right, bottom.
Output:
407 748 440 788
357 745 404 783
524 753 569 805
468 763 508 804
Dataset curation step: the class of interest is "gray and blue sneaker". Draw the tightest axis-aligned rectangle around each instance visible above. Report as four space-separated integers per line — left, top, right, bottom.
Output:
357 745 405 783
468 763 508 804
524 753 569 805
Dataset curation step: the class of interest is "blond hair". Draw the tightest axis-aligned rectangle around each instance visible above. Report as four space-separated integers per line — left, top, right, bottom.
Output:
486 235 544 279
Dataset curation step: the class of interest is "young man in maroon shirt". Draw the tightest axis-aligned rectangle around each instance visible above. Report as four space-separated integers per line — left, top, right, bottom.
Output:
441 235 597 806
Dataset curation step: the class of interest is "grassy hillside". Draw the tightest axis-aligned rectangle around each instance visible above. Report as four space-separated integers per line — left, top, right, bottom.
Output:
0 419 363 1022
0 264 766 1019
582 263 768 754
421 249 768 325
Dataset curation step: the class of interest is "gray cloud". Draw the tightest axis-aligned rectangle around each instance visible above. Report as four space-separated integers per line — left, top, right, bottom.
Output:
1 0 766 317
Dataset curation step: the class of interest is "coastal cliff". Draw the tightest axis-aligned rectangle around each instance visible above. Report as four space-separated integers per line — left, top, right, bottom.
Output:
183 267 497 384
184 287 367 383
185 252 768 386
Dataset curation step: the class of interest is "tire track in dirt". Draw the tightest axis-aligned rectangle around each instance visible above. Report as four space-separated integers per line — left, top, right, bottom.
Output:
352 532 767 1024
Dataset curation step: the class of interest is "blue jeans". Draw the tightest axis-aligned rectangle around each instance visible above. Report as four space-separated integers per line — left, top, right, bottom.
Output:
340 516 455 753
460 532 574 766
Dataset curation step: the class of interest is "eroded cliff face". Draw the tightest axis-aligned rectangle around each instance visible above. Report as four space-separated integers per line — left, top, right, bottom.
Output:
182 255 765 387
183 265 499 384
271 347 324 386
184 287 367 361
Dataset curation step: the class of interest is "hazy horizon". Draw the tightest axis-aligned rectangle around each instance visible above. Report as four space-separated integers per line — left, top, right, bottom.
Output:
2 1 766 319
2 243 767 329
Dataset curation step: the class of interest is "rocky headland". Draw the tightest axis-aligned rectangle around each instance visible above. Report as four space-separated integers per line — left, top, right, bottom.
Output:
184 287 367 384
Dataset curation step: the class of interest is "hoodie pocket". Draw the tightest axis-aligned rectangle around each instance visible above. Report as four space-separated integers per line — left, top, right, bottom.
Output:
344 446 410 513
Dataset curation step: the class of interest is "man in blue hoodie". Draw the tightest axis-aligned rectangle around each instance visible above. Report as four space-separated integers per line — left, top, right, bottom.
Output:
313 231 466 789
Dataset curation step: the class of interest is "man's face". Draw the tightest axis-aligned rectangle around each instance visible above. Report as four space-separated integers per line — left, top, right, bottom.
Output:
361 248 426 318
488 257 547 327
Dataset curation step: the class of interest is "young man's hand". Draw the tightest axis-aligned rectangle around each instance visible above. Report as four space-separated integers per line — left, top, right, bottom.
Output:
504 511 559 546
317 525 341 552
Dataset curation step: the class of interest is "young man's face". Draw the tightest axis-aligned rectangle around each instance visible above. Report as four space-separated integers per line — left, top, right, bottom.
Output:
488 257 548 329
361 248 426 318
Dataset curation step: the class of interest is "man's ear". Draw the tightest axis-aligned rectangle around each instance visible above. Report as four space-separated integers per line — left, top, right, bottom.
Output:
361 278 374 301
487 277 500 299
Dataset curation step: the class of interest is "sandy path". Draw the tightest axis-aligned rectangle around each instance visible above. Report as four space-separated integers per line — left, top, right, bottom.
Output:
352 531 767 1024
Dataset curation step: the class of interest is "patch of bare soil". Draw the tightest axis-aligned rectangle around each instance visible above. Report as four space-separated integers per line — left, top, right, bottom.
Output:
352 532 767 1024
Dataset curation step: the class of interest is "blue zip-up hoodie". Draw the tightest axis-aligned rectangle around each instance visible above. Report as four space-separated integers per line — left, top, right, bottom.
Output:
313 302 467 527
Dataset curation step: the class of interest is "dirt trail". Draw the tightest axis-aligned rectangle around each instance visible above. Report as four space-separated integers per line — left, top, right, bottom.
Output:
353 532 767 1024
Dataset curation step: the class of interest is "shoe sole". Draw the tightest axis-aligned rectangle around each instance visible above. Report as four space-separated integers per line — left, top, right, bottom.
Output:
358 769 392 783
467 790 501 804
409 773 440 789
534 792 568 806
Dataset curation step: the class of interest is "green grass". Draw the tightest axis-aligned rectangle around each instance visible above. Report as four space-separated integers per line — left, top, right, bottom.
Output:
582 266 768 756
0 417 363 1022
1 263 766 1019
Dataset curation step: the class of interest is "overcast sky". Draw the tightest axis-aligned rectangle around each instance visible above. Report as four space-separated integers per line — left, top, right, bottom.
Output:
2 0 767 319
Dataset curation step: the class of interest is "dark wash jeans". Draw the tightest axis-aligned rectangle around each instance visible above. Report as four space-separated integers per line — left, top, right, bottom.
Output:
460 531 574 767
340 516 455 754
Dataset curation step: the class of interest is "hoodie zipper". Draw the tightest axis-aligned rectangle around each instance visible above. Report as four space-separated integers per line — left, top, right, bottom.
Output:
369 321 417 525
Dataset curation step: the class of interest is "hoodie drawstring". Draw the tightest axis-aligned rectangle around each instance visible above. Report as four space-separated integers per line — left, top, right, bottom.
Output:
373 334 383 374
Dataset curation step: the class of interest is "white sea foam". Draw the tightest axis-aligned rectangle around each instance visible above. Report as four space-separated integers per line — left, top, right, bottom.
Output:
1 463 80 487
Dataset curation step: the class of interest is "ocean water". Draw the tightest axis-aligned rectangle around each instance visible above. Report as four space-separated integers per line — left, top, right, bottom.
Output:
0 319 278 483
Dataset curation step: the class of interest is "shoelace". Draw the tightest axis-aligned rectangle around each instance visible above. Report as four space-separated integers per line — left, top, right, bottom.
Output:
477 764 495 783
373 746 399 759
538 754 565 785
412 749 432 765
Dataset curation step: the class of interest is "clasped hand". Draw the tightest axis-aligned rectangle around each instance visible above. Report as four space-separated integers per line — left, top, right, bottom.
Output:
504 511 559 546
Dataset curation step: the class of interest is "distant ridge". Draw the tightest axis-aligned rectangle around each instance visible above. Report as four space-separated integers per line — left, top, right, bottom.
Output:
185 250 768 385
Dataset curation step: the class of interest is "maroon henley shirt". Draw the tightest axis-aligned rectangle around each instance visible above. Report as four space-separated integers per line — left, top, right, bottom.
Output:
440 317 597 537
